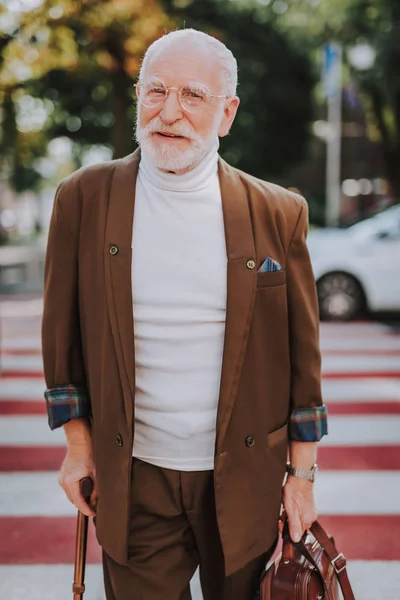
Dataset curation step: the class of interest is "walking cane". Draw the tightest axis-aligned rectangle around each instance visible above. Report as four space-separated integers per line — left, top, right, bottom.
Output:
72 476 94 599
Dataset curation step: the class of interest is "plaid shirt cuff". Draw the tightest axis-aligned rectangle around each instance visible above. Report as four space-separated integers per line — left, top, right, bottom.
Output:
44 384 90 430
289 405 328 442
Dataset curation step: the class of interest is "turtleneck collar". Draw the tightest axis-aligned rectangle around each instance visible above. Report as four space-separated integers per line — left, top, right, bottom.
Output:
139 138 219 192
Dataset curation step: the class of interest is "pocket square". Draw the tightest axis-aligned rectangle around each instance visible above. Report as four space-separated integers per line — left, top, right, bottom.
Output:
258 257 283 273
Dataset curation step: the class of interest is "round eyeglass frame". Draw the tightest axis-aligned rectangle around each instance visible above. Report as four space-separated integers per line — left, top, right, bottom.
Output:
134 78 230 113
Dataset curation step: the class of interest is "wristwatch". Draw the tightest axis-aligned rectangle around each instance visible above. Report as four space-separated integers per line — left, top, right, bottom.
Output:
286 462 318 483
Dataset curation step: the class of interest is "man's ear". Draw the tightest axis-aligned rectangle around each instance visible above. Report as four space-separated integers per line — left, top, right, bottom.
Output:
218 97 240 137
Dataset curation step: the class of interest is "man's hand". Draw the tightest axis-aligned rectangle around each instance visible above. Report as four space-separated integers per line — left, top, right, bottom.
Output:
58 444 97 517
281 476 318 542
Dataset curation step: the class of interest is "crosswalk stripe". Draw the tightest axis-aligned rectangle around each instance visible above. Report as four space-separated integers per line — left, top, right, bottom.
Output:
1 305 399 599
1 562 398 600
1 514 399 562
1 444 399 473
0 378 46 398
0 400 46 415
326 402 400 414
2 413 399 447
320 415 400 446
0 413 399 448
3 399 400 417
0 470 398 516
322 377 400 400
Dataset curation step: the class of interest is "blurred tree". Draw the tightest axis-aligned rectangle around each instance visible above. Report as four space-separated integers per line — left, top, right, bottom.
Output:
0 0 315 191
0 0 173 190
162 0 316 183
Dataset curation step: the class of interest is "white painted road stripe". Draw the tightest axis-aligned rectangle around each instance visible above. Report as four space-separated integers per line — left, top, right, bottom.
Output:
315 471 400 514
1 354 43 373
0 298 43 317
1 414 399 447
321 337 400 350
0 416 65 446
1 355 43 371
1 376 399 404
0 379 46 400
322 378 400 402
3 352 400 374
320 322 393 334
320 415 400 446
0 338 42 351
0 562 398 600
322 355 400 372
0 565 105 600
0 470 399 516
1 377 399 404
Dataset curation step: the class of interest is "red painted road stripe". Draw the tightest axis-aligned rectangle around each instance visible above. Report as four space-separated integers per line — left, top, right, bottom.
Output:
0 372 44 379
2 400 399 417
323 372 400 379
322 349 400 356
2 370 400 379
0 446 66 472
0 515 398 563
318 515 400 561
327 402 400 415
0 447 65 471
0 517 102 564
1 445 399 472
0 349 42 356
318 446 400 470
3 348 400 356
0 401 45 415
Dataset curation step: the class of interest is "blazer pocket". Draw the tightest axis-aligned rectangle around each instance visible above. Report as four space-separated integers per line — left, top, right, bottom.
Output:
257 270 286 288
267 422 288 448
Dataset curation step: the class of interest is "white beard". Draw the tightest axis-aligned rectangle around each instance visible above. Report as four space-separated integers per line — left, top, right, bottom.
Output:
135 107 223 172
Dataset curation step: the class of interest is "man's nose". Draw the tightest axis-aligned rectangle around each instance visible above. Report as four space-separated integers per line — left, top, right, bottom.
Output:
159 90 183 124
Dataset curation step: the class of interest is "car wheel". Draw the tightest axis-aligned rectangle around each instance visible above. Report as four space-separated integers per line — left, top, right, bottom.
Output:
316 273 365 321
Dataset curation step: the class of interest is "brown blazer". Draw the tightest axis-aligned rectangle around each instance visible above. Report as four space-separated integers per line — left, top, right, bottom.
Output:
42 150 323 576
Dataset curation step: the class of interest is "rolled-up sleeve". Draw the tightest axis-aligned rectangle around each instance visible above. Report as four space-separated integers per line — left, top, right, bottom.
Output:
286 197 328 442
44 384 90 430
41 180 90 430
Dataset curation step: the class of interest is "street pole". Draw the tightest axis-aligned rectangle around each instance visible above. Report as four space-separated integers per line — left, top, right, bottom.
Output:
323 43 343 228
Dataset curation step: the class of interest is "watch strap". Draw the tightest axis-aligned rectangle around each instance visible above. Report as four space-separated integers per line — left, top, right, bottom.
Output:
286 462 317 482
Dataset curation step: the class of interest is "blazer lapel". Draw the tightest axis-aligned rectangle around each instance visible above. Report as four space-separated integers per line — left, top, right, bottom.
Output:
104 149 140 429
216 158 257 450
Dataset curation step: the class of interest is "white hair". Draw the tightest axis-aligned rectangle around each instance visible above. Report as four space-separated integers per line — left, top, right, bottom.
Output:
139 28 238 97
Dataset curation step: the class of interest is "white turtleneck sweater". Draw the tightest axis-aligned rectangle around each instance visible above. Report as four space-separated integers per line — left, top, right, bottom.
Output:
131 142 227 470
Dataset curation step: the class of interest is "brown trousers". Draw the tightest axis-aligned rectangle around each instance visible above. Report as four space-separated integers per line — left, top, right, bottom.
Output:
102 458 272 600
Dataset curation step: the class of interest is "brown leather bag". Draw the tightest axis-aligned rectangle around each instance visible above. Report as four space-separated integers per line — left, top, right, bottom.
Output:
255 519 356 600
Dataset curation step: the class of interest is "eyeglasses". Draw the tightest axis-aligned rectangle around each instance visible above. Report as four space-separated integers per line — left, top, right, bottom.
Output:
135 77 230 113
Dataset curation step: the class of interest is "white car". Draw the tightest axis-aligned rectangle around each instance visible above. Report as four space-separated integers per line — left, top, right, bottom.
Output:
306 204 400 320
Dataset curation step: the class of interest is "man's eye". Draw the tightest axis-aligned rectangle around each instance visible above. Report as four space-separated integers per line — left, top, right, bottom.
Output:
149 87 166 95
182 89 205 100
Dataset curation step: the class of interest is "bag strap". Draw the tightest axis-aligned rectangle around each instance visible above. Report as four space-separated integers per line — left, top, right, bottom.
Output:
282 520 328 596
309 521 356 600
282 519 355 600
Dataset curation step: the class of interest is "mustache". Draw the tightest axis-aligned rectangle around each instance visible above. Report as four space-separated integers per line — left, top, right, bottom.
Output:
144 119 196 139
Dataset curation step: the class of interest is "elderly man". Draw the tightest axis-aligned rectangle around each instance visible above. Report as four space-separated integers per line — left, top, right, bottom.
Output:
42 28 327 600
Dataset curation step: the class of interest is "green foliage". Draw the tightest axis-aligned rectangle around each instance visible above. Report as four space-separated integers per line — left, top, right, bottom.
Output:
0 0 173 189
163 0 316 183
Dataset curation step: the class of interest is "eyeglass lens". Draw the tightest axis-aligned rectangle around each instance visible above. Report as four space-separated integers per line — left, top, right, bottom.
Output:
138 79 211 112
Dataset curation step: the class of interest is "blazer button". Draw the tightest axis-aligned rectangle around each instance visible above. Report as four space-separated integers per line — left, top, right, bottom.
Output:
246 259 255 270
245 435 255 448
109 245 119 256
115 433 123 447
